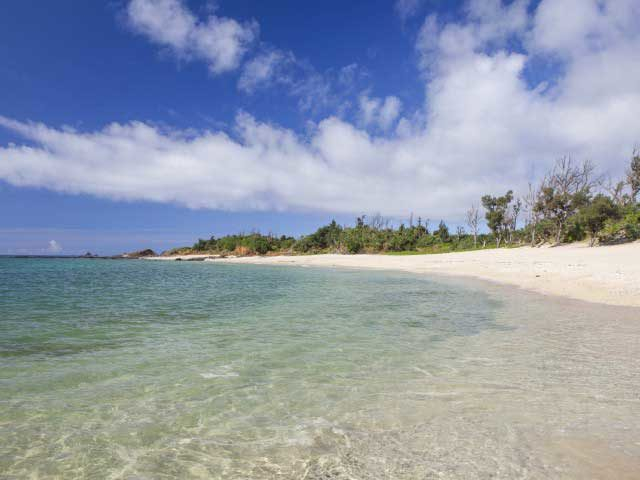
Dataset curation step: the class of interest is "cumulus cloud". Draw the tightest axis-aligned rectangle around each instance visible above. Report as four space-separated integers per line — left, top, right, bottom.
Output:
358 94 402 131
126 0 257 74
528 0 639 58
417 0 529 73
2 0 639 220
0 112 498 217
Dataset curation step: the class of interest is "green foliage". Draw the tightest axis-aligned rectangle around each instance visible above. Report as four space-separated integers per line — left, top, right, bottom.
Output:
191 232 295 255
294 220 342 252
344 231 364 254
535 186 589 243
534 157 595 243
628 150 640 202
481 190 513 247
597 207 640 244
564 216 587 243
178 151 640 256
436 220 450 243
186 216 492 257
579 195 621 245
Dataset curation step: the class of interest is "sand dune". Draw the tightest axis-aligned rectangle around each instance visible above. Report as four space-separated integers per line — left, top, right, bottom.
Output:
213 242 640 307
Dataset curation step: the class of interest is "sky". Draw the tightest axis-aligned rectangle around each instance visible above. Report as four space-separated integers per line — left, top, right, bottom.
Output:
1 0 639 255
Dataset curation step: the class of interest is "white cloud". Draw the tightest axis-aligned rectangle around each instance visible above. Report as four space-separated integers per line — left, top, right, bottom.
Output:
126 0 258 74
417 0 529 73
48 240 62 254
379 97 402 130
125 0 365 114
238 49 366 114
358 95 380 126
238 49 292 93
466 0 529 43
1 0 639 220
338 63 361 86
528 0 635 58
0 112 494 217
358 94 402 131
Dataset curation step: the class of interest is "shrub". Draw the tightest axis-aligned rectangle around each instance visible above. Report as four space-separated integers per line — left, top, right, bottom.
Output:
343 230 364 253
578 195 621 245
598 209 640 244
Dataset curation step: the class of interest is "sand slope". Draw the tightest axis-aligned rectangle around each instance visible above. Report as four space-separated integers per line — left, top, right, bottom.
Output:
214 242 640 307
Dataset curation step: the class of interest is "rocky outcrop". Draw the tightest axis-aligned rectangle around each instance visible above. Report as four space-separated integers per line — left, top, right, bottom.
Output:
122 249 157 258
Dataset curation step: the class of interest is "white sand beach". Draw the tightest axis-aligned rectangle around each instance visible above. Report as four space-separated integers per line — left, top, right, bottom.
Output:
208 242 640 308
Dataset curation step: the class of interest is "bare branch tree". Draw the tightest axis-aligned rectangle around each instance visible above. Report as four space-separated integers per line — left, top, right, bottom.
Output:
505 198 522 244
368 213 387 231
599 175 627 206
523 182 542 247
465 204 480 248
538 156 596 245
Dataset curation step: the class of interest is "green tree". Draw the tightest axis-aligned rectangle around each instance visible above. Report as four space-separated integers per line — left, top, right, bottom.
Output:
628 149 640 202
249 235 271 255
218 236 239 252
481 190 513 247
300 220 343 251
436 220 450 243
536 157 594 244
580 195 621 246
193 238 208 251
344 229 363 253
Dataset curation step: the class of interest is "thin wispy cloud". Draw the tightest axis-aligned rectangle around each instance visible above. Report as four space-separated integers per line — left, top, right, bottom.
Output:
238 46 367 115
125 0 366 116
395 0 425 21
238 49 293 93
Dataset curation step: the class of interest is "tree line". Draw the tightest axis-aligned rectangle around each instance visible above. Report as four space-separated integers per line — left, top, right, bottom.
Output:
175 151 640 256
480 152 639 248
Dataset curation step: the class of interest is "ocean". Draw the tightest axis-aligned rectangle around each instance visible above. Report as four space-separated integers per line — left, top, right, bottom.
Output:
1 258 639 479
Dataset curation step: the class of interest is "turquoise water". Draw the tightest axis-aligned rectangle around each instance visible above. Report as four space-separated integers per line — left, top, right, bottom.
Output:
1 258 639 478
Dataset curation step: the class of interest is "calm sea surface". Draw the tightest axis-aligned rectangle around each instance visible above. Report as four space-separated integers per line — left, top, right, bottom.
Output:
1 258 639 479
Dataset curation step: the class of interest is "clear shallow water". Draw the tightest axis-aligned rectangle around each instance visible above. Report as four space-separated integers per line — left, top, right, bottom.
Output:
1 258 639 479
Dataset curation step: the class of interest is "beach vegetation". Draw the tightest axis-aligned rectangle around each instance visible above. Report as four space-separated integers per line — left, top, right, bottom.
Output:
534 157 595 245
628 149 640 202
189 233 296 256
579 195 621 246
176 151 640 256
597 208 640 244
481 190 514 247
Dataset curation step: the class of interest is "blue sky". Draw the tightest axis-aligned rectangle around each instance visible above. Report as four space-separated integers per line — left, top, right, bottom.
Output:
1 0 639 254
0 0 425 254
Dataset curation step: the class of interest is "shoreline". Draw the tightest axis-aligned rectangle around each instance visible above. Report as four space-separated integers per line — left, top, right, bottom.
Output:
155 242 640 308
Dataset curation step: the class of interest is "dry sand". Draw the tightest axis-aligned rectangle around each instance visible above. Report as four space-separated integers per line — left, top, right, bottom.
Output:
208 242 640 308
